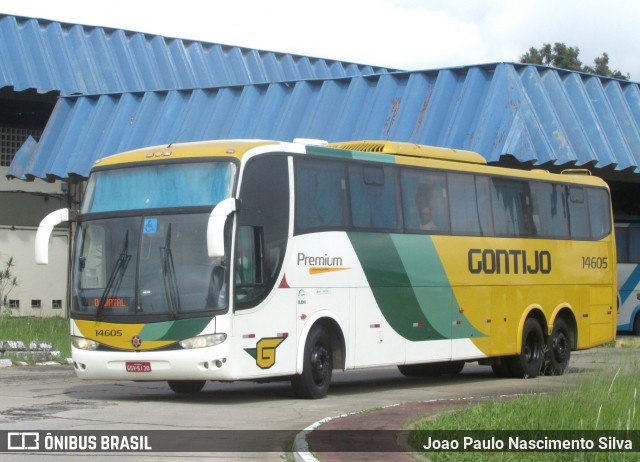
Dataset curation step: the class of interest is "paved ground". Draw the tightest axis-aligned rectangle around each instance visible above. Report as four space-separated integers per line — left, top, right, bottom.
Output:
298 346 638 462
0 345 635 461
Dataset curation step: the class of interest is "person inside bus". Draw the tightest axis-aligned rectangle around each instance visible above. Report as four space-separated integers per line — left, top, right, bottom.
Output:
418 205 436 231
415 186 436 231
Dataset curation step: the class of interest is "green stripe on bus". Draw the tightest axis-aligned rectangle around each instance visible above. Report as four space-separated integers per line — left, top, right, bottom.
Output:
138 321 172 339
347 232 484 341
390 234 483 340
305 145 396 164
141 317 211 341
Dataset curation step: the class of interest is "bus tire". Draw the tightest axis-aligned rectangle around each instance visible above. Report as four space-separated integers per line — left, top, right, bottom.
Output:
491 358 513 378
543 318 571 375
291 326 333 399
167 380 206 394
507 318 544 378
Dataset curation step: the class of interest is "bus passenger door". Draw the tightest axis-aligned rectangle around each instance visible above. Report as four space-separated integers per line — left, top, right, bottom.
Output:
231 154 295 378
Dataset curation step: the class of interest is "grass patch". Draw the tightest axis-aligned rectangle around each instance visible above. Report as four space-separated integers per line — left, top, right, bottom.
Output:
615 337 640 349
410 361 640 461
0 316 70 361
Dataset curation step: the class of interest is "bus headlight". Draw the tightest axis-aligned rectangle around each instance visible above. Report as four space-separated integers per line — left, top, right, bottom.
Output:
179 333 227 349
72 336 100 351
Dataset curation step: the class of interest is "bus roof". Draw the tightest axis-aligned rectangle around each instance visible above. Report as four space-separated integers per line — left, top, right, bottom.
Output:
90 138 609 190
92 140 280 168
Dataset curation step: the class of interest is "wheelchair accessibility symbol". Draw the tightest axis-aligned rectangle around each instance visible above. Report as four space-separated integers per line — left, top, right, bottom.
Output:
143 218 158 234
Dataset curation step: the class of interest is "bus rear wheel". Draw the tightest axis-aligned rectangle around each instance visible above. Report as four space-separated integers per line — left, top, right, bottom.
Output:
291 326 333 399
543 318 571 375
168 380 206 394
507 318 544 378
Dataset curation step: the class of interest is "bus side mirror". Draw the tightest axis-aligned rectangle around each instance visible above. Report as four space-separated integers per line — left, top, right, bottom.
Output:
35 208 69 265
207 198 240 258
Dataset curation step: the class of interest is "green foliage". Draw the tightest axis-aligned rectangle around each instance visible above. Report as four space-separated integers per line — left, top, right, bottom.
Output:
410 361 640 461
0 256 18 314
520 42 630 80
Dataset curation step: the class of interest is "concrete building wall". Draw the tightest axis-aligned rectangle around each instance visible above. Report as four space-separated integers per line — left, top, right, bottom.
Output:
1 166 70 317
0 227 69 317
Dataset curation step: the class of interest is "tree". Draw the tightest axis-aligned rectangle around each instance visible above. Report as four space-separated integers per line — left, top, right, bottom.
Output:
583 52 629 80
520 42 629 80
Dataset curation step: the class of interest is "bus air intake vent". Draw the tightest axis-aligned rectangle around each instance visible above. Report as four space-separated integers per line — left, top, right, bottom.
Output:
328 140 487 165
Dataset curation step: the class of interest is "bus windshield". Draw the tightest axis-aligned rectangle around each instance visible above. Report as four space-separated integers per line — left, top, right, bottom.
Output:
73 213 228 319
73 160 236 320
82 161 236 213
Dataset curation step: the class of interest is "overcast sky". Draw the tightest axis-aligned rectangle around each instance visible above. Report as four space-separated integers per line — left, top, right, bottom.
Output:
1 0 638 80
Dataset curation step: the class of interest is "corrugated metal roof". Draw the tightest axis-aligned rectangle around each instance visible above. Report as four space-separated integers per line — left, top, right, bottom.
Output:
0 14 396 95
8 63 640 181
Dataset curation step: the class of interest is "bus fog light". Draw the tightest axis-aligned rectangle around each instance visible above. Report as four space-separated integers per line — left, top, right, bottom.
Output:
179 333 227 349
72 336 100 351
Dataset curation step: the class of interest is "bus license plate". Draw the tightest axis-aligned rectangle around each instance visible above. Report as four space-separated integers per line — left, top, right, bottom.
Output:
125 361 152 372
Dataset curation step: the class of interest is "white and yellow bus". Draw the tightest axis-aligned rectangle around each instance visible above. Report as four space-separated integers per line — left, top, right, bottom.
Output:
36 139 616 398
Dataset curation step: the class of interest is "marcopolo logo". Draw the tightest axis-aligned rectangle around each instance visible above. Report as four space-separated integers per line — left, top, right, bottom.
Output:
468 248 552 275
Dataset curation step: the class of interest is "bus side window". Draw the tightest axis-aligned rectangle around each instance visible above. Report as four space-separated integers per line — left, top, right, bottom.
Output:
401 169 449 233
616 227 629 263
530 182 569 238
448 173 493 236
567 186 590 239
491 178 535 237
587 188 611 240
349 165 400 230
629 228 640 263
236 155 289 309
234 225 264 303
295 159 347 231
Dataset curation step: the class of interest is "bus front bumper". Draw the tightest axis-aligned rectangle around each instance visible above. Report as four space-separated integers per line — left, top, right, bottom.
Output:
71 345 235 381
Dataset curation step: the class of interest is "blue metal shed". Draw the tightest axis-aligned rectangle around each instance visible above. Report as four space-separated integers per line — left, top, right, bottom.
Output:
2 14 640 184
0 14 396 95
8 62 640 181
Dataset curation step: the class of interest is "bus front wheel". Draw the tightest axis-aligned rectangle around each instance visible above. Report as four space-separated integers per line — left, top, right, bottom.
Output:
507 318 544 378
168 380 206 394
291 326 333 399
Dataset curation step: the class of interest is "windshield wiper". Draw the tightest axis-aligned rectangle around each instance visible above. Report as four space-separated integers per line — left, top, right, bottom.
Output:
96 231 131 320
161 224 181 318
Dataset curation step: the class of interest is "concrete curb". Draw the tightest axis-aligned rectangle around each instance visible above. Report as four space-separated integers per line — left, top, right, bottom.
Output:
292 395 527 461
0 338 69 366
